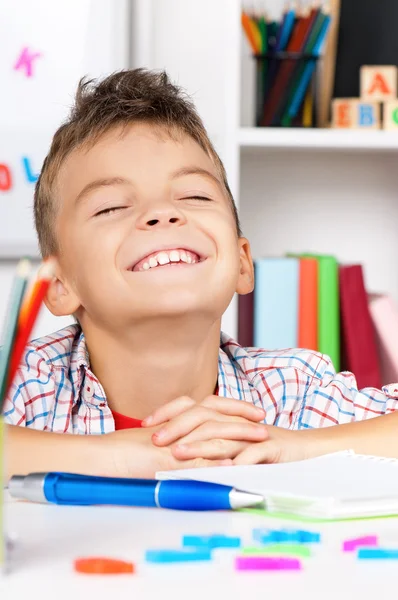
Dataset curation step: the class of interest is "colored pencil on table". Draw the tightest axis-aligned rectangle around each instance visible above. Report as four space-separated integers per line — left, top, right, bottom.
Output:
6 259 56 396
0 259 31 410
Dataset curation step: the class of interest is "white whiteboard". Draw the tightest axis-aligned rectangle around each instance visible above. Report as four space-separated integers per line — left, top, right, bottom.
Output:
0 0 130 257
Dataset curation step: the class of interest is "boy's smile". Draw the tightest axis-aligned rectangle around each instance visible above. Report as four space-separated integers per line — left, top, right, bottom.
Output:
49 122 253 330
129 247 203 272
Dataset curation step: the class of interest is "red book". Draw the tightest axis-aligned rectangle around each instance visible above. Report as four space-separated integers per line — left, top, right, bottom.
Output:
339 265 382 389
298 258 318 350
238 291 254 347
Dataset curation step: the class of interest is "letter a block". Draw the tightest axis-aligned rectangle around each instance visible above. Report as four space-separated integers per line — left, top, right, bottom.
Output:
382 101 398 130
360 66 397 101
332 99 357 128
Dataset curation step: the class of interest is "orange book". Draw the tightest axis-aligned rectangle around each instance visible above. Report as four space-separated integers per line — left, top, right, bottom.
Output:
298 257 318 350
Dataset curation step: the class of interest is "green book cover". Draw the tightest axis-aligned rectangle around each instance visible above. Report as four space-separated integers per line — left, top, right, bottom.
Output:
288 253 340 371
305 254 340 371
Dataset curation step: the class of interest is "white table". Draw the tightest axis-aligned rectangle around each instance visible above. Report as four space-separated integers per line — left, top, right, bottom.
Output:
3 491 398 600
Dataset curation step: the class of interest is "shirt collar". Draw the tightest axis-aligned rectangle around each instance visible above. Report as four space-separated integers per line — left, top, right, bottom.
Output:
75 328 90 369
72 327 254 403
217 332 254 401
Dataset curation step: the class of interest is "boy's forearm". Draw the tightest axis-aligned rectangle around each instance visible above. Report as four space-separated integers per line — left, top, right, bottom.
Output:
4 424 106 482
304 412 398 458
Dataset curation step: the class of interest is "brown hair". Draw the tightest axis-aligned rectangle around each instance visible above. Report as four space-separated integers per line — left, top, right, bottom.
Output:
34 68 241 257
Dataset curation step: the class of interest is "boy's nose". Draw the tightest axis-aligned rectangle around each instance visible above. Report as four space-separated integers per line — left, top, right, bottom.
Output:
137 205 187 230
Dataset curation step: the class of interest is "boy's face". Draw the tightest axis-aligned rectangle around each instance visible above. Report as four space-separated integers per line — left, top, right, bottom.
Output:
50 123 253 329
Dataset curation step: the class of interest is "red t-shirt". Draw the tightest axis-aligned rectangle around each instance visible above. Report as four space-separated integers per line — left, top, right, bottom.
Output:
112 387 218 430
112 410 142 430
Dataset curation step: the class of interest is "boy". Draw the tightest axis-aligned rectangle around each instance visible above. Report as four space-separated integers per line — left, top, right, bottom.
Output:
3 69 398 481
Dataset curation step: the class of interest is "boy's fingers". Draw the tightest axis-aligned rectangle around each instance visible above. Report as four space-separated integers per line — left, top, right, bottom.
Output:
142 396 196 427
233 441 280 465
200 397 265 422
172 439 250 460
151 406 217 446
176 421 268 445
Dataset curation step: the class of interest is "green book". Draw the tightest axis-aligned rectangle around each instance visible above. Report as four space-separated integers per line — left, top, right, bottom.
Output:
303 254 340 371
287 253 340 371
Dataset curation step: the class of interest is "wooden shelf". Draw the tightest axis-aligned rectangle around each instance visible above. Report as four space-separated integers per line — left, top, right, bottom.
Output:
239 128 398 151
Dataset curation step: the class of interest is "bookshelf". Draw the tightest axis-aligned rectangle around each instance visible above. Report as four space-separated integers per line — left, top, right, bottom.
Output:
135 0 398 340
239 128 398 151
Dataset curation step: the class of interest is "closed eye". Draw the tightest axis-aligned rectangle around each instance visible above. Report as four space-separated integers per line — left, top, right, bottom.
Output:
181 196 213 202
94 206 127 217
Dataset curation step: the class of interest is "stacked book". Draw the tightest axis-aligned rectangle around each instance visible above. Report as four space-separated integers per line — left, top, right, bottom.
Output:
238 255 398 389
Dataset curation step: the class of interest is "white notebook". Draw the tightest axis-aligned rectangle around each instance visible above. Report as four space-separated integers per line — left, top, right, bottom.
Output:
157 452 398 519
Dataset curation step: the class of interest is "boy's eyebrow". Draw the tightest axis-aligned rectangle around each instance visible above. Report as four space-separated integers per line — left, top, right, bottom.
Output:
170 166 223 189
74 177 131 205
74 167 222 206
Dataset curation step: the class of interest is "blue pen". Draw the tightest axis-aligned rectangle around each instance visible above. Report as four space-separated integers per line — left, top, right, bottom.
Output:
8 472 264 511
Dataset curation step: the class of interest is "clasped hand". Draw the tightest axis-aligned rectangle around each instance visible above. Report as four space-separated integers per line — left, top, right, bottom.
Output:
142 395 267 462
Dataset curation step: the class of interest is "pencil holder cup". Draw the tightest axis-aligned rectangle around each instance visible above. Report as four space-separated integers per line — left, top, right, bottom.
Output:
253 51 321 127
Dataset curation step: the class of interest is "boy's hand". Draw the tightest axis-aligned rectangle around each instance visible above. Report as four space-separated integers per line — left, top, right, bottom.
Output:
173 424 314 465
142 395 267 460
103 425 232 479
233 426 313 465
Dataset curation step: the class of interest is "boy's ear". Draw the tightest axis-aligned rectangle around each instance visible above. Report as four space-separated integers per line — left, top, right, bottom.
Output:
236 237 254 295
44 259 81 317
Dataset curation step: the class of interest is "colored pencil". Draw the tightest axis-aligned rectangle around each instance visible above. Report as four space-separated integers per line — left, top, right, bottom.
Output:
241 4 332 127
7 259 56 395
242 12 259 54
0 259 31 410
287 13 331 119
261 7 313 125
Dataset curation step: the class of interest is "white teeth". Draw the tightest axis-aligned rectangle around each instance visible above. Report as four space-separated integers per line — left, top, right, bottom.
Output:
169 250 180 262
157 252 170 265
137 249 200 271
148 257 158 268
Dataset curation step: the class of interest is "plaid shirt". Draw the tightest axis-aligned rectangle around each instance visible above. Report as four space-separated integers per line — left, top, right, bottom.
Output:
3 324 398 434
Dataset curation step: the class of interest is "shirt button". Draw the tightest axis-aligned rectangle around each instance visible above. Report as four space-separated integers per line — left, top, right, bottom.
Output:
99 402 106 408
382 383 398 397
86 386 91 392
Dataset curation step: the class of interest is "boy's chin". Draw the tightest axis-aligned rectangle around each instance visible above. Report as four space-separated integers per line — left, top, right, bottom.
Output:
133 299 221 320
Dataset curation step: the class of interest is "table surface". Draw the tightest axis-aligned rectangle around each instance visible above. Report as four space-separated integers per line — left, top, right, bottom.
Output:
3 491 398 600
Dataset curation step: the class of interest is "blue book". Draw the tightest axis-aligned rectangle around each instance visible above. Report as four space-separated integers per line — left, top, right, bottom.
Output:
254 257 299 349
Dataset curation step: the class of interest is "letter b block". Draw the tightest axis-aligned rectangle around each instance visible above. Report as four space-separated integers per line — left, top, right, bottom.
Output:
360 66 397 101
356 102 380 129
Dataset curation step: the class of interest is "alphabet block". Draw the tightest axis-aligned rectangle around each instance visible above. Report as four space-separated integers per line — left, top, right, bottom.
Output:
332 99 380 129
331 99 357 128
360 66 397 101
355 101 380 129
382 101 398 130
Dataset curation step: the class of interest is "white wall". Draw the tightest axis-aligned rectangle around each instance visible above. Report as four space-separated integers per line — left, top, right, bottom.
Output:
240 150 398 301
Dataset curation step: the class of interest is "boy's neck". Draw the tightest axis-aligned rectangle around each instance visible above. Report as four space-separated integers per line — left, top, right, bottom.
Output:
82 317 221 419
